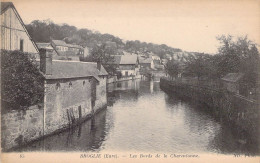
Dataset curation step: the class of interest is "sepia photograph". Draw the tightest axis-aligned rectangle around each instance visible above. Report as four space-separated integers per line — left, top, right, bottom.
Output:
0 0 259 162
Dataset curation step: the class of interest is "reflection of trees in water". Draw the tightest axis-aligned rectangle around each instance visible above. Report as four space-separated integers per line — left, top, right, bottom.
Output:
164 92 259 155
207 124 259 155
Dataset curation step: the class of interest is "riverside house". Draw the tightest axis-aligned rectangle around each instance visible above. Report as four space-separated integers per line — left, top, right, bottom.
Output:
107 54 140 79
1 2 108 150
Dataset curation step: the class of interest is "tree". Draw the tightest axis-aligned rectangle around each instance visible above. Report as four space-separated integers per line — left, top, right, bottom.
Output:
1 50 44 111
184 54 212 80
81 43 117 75
215 35 260 87
165 60 180 80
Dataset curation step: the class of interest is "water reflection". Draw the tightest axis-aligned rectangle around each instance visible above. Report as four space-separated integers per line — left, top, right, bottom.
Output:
15 109 108 152
16 79 258 155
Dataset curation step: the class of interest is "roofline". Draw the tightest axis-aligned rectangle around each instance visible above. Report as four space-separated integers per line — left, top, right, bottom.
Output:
3 3 40 53
51 40 83 49
44 75 107 81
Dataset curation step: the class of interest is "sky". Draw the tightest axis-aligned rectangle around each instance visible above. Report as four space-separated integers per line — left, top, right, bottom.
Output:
8 0 260 54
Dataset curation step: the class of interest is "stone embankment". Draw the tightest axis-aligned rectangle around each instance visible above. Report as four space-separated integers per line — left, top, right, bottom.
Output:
160 78 259 144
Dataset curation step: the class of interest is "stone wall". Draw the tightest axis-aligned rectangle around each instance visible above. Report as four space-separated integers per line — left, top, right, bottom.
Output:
2 76 107 150
44 76 107 135
1 105 44 150
160 78 259 144
94 77 107 113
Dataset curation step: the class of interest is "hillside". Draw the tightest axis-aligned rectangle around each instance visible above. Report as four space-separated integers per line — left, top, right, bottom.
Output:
26 19 184 59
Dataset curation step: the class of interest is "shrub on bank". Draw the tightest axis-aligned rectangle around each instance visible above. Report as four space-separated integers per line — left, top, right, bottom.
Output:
1 50 44 112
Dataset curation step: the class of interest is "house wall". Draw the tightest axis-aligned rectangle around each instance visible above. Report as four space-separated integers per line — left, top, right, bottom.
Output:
44 76 107 135
93 76 107 113
0 7 38 54
140 63 151 69
55 46 68 51
119 64 135 70
120 70 136 77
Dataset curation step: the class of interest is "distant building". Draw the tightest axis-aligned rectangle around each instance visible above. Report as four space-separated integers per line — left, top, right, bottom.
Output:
221 73 247 95
83 46 90 57
161 59 168 65
139 57 154 70
51 40 84 61
0 2 38 54
165 54 172 60
106 54 140 78
118 54 139 77
151 55 161 61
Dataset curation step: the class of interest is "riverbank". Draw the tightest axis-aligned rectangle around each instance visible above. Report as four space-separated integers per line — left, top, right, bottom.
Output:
160 78 259 146
107 75 142 84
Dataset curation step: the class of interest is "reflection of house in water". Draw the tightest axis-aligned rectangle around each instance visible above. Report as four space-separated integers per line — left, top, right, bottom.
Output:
107 80 141 106
150 80 154 93
15 109 109 151
107 80 140 92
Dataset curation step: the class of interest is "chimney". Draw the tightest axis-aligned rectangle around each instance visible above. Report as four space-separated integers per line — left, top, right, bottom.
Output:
40 48 52 75
97 60 101 71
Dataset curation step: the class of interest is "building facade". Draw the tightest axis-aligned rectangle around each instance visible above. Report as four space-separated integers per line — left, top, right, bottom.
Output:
0 2 38 54
40 49 108 134
51 40 84 60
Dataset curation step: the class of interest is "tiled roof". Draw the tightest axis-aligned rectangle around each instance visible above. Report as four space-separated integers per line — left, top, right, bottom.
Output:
36 43 53 49
120 54 138 65
221 73 244 83
43 60 108 80
52 40 82 49
140 58 152 64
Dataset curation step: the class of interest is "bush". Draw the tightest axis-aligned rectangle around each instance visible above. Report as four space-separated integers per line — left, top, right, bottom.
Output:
1 50 44 111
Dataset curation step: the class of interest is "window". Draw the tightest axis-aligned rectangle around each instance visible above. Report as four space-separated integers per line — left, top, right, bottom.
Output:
56 83 61 91
20 39 24 52
83 81 85 86
69 82 72 88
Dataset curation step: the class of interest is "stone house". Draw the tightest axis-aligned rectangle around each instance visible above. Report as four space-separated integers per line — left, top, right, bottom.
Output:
39 48 108 134
1 2 109 150
1 47 108 150
0 2 38 54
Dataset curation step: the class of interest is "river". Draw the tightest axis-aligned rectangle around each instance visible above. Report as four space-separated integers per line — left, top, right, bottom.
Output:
16 79 258 155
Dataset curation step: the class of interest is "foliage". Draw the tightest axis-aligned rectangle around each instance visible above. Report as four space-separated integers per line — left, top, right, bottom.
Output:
80 43 117 75
215 35 259 87
184 53 215 79
1 50 44 111
164 60 180 79
165 35 259 90
26 19 182 59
